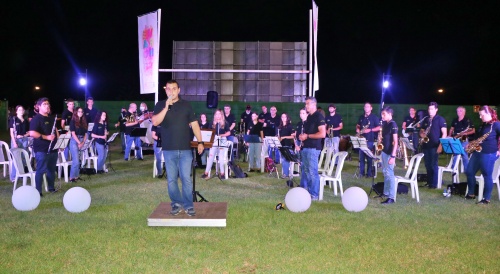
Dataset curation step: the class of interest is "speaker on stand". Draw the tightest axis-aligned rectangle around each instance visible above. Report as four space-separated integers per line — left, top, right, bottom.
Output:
206 91 218 109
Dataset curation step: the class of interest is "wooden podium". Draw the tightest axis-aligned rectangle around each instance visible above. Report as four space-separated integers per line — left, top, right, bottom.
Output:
148 202 227 227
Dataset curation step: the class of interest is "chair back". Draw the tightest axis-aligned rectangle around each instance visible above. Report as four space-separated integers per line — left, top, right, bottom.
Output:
324 152 340 176
333 152 348 179
492 157 500 179
0 141 11 163
224 141 233 162
408 153 425 181
10 148 33 175
318 148 328 170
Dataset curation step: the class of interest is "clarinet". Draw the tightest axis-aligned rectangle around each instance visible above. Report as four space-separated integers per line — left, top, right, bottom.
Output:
47 114 57 154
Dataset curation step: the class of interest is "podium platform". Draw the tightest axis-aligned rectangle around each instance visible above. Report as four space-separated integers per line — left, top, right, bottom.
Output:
148 202 227 227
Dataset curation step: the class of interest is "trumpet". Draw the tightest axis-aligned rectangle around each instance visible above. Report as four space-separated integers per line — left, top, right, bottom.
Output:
454 126 471 142
328 125 334 138
466 124 492 153
356 120 370 138
376 121 384 155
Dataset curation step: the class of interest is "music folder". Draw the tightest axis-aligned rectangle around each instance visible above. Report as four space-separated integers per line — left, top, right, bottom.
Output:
130 127 147 137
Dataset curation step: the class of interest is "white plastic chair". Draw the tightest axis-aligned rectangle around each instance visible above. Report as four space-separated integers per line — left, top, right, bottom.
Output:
475 157 500 201
0 141 12 178
437 155 461 189
9 148 36 191
56 150 72 182
318 148 334 175
207 141 232 180
153 152 165 178
81 140 98 171
394 153 425 202
319 151 348 200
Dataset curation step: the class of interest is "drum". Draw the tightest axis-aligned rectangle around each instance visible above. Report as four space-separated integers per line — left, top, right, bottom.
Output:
339 135 351 151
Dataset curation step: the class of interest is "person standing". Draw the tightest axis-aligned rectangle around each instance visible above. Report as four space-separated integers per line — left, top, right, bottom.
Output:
278 113 294 178
115 107 127 153
91 111 109 174
325 104 343 158
465 106 500 204
124 103 143 161
69 107 88 182
152 80 204 217
378 106 399 204
419 102 447 189
402 107 419 148
246 112 264 172
61 98 75 160
449 106 475 170
152 125 164 178
264 106 280 137
29 97 59 196
9 105 30 182
223 104 236 137
84 97 98 136
298 97 326 200
240 105 253 133
356 102 380 178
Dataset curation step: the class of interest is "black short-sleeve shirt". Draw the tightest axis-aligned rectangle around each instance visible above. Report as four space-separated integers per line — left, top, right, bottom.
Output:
248 122 263 136
264 115 280 136
70 120 88 136
421 115 447 149
325 113 343 137
153 99 197 151
357 113 380 142
451 117 474 136
10 117 29 136
30 114 57 153
473 122 500 154
279 124 294 147
92 122 107 145
84 107 98 125
303 111 325 150
381 120 398 155
224 113 236 136
61 109 73 127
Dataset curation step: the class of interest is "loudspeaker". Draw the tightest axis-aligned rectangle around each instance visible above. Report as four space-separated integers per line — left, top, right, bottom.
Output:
206 91 218 109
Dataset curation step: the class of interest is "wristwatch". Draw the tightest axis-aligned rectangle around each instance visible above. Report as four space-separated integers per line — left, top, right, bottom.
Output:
390 155 395 158
198 141 204 145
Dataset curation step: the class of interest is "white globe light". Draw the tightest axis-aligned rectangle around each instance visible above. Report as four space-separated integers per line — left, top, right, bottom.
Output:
63 187 91 213
12 186 40 211
342 187 369 212
284 187 312 213
383 80 390 88
79 78 87 86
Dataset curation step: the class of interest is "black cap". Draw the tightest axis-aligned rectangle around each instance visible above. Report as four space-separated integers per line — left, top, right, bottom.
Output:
246 105 251 109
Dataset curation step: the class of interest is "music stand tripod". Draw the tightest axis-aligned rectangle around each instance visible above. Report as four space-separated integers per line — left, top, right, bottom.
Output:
191 146 208 202
279 146 300 187
104 132 119 173
51 133 71 189
350 136 379 180
209 136 227 182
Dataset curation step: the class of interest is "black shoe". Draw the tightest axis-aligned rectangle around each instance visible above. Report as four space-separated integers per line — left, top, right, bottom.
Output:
97 170 105 174
201 173 209 179
39 192 43 197
248 169 255 172
219 174 226 180
477 199 490 204
49 189 58 194
465 194 476 200
70 178 77 183
381 198 395 204
137 158 144 161
124 158 129 161
373 194 387 199
156 175 163 179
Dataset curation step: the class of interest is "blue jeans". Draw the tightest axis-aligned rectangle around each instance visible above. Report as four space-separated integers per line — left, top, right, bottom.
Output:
466 152 498 200
163 150 193 210
10 138 28 181
95 143 107 171
381 152 396 199
125 135 142 159
248 142 262 170
70 137 84 178
281 148 294 177
300 148 321 198
35 152 58 193
154 141 163 175
452 141 469 171
422 147 439 188
359 141 374 176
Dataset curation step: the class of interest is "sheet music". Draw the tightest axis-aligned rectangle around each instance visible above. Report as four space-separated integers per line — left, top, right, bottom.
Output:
87 123 95 132
264 137 282 148
52 133 71 150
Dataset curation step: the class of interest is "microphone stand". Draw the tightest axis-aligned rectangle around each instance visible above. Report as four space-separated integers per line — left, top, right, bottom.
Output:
212 123 223 181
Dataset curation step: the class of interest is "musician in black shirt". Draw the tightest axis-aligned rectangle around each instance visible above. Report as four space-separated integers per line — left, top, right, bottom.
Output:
9 105 30 182
29 98 59 195
379 106 399 204
356 102 381 178
279 113 294 178
247 112 264 172
449 106 475 170
402 107 419 149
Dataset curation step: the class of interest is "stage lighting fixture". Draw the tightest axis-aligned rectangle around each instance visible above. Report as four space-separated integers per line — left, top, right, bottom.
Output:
79 77 87 86
383 80 390 89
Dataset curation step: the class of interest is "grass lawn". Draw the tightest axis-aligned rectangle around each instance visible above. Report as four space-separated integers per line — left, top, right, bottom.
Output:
1 135 499 273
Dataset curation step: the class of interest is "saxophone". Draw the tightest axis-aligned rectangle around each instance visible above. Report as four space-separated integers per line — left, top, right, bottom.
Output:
454 126 470 142
466 124 493 153
328 125 334 138
376 120 384 155
356 120 370 138
420 117 432 145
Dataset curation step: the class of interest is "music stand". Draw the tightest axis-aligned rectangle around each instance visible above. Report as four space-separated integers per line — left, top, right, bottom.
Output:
51 133 71 151
191 129 215 202
350 136 379 180
130 128 147 159
105 132 119 173
279 146 300 186
401 137 415 152
440 138 465 155
264 137 281 177
210 136 228 181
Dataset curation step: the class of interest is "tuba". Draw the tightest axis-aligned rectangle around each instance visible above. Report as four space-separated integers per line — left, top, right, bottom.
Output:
466 124 493 153
356 120 370 138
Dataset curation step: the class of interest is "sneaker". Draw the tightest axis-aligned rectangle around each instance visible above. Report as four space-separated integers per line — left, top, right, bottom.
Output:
311 196 319 201
381 198 395 204
69 178 77 183
201 173 209 179
156 175 163 179
137 158 144 161
477 199 490 205
124 158 129 161
185 207 196 216
219 174 225 180
49 189 58 194
170 204 182 216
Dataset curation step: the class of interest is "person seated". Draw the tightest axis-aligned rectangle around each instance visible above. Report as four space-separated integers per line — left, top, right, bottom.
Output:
201 110 230 179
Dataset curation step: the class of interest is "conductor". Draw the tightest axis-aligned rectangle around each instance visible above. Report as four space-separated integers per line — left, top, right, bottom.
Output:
152 80 204 217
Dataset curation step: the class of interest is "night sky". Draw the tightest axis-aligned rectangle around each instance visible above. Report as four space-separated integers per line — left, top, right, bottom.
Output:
3 0 498 113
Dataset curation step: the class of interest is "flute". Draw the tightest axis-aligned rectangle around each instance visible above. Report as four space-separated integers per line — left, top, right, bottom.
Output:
47 114 57 154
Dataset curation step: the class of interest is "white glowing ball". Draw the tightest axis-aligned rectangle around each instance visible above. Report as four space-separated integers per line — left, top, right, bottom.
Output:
12 186 41 211
284 187 312 213
342 187 369 212
63 187 91 213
